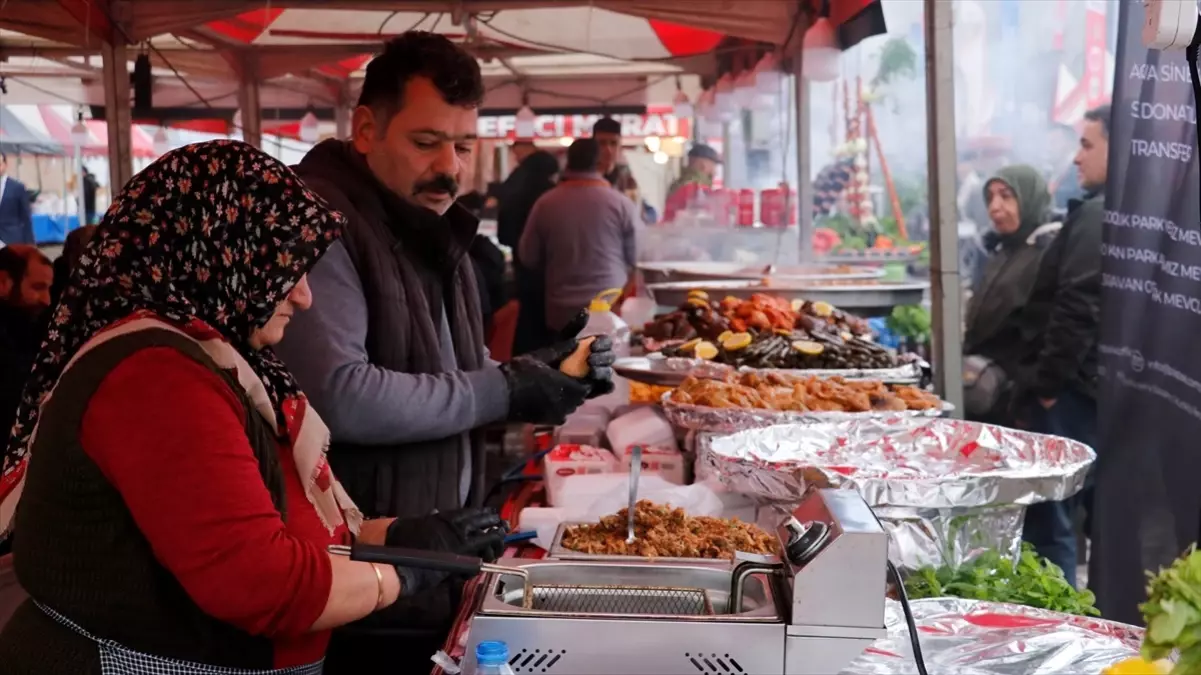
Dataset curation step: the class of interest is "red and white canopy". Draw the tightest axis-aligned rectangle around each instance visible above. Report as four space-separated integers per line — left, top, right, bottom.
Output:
9 105 157 159
204 6 725 61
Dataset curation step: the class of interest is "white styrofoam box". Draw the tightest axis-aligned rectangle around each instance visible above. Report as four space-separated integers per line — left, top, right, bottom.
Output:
619 444 686 485
1143 0 1200 50
542 444 618 506
606 406 678 457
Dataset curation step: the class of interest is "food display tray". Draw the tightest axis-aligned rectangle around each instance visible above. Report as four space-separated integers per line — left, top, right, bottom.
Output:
647 279 929 315
638 261 886 285
546 522 779 566
613 355 924 387
661 391 953 434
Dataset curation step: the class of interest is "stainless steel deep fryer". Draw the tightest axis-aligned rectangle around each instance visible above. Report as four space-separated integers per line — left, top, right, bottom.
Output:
460 489 890 675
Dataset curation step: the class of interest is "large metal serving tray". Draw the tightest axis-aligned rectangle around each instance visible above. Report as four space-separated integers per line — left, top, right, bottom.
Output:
547 522 780 566
613 355 924 387
648 279 929 316
638 261 885 285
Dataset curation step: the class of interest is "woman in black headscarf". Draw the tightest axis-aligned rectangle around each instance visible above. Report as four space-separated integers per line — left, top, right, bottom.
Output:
497 151 560 355
0 140 502 674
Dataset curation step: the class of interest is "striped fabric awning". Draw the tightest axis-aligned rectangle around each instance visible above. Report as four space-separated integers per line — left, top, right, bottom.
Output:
205 7 726 61
0 107 62 156
12 105 157 159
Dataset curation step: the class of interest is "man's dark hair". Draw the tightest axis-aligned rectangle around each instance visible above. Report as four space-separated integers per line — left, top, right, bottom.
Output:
0 245 50 286
0 151 6 163
1083 104 1111 139
357 32 484 124
592 117 621 136
566 138 601 172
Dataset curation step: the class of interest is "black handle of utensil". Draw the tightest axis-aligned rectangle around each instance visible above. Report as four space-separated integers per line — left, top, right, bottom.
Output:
349 543 484 575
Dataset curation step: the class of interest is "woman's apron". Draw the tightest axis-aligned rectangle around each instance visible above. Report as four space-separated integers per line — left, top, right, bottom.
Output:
34 601 324 675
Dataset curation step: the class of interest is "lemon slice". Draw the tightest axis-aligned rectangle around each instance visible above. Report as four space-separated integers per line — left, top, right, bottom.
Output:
790 298 805 312
774 328 794 337
685 296 710 308
792 340 824 356
687 290 710 300
694 341 719 360
679 338 701 352
716 330 733 344
724 295 740 304
1103 657 1173 674
812 301 835 317
722 332 753 351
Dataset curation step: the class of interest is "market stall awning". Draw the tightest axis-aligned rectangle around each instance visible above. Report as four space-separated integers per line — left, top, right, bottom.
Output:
10 105 157 158
201 6 724 60
0 106 62 156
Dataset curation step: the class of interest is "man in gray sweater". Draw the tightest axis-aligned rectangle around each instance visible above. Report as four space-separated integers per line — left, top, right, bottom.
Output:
274 32 614 673
519 138 640 333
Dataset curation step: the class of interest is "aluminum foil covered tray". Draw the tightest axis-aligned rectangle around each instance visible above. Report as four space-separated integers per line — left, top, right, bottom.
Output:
699 419 1095 570
700 418 1094 508
842 598 1141 674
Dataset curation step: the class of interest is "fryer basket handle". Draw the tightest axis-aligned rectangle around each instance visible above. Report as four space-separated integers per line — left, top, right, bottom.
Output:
729 559 784 614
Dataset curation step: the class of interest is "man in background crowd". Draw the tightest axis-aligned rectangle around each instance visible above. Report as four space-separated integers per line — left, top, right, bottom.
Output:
519 138 640 336
0 154 33 246
277 32 609 672
663 143 722 223
593 117 655 223
0 245 52 435
81 166 98 225
1020 103 1109 587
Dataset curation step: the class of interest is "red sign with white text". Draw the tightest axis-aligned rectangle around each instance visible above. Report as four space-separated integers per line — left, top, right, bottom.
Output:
477 113 691 140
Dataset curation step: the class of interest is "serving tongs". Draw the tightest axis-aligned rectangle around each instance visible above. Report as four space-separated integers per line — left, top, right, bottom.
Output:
328 543 532 607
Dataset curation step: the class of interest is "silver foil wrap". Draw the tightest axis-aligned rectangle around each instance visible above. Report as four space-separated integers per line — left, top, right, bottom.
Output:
700 419 1095 569
664 393 948 434
841 598 1141 674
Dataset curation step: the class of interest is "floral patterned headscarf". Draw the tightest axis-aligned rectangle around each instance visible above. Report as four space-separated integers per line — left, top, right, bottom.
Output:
0 140 357 535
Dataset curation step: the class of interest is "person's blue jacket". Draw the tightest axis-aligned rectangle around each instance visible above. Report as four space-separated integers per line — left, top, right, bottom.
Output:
0 177 34 245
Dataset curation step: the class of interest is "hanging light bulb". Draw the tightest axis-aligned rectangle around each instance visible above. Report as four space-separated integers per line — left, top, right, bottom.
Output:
652 151 669 165
802 17 841 82
558 136 573 147
694 88 715 124
645 135 662 153
712 74 737 122
70 111 89 146
755 53 785 95
733 70 757 108
299 108 320 143
515 94 537 138
672 88 693 120
153 126 171 155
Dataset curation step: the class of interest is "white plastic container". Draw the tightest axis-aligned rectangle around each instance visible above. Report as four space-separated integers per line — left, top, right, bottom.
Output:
578 288 630 411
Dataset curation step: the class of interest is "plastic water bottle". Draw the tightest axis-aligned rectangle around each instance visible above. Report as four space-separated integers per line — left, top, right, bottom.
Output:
579 288 630 411
474 641 516 675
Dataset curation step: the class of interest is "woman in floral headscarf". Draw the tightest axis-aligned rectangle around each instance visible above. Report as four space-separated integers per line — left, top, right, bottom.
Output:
0 141 502 674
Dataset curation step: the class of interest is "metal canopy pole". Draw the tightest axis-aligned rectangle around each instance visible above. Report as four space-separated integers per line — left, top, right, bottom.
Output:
238 55 263 149
795 69 814 263
101 41 133 191
334 83 352 140
924 0 963 413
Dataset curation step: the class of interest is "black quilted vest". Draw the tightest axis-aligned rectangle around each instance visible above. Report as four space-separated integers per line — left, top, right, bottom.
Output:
0 329 288 673
295 141 488 520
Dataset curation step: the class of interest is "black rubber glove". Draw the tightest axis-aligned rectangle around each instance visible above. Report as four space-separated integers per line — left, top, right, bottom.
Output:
394 566 451 597
502 356 591 425
526 310 618 399
385 507 508 562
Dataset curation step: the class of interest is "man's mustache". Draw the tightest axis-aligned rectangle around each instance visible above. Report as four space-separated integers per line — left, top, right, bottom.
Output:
414 174 459 197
